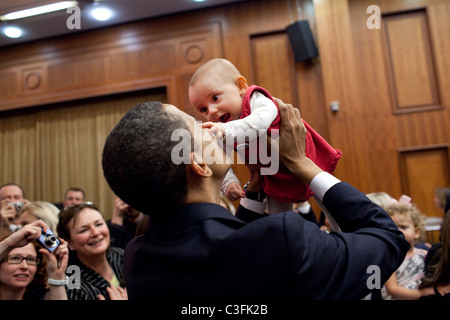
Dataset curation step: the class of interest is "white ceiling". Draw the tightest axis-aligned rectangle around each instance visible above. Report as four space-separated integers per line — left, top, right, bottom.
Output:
0 0 248 47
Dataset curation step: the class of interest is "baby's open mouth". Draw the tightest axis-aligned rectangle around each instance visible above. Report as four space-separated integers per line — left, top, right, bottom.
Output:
219 113 230 123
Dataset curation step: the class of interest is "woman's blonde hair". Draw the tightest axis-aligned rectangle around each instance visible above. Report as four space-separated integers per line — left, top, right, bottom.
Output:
18 201 60 235
366 192 396 209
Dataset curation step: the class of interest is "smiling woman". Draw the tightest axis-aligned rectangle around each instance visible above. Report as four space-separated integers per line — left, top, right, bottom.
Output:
57 202 127 300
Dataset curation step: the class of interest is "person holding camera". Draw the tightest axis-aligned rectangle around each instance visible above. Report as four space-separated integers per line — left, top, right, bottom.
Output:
57 202 127 300
0 220 69 300
0 183 30 233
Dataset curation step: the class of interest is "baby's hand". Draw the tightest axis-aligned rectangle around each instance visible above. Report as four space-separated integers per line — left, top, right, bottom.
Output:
202 122 226 140
225 182 245 201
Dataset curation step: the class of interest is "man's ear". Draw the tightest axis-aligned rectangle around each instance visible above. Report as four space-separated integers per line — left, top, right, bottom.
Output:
236 76 248 95
190 153 212 178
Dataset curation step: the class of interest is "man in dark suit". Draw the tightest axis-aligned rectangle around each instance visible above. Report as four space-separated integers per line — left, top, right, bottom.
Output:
102 100 408 300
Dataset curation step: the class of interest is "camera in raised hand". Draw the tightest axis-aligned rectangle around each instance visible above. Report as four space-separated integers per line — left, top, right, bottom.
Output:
8 201 24 213
37 228 61 253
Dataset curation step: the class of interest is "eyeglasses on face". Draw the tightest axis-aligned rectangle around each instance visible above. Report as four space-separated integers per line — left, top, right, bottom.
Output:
5 255 40 266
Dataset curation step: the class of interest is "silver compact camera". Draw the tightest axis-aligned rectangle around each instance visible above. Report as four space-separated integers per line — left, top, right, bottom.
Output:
9 201 24 213
37 228 61 253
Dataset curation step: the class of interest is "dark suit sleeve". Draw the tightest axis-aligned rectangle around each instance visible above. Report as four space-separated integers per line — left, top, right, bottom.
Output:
285 182 409 299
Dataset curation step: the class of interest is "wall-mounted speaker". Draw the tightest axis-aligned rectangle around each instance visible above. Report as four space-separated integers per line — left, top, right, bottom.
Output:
286 20 319 62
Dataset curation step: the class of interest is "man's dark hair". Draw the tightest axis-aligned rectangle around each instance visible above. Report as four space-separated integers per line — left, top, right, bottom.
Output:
102 101 190 216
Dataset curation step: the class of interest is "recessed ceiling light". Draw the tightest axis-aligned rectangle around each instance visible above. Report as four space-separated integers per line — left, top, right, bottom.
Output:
91 6 113 21
3 26 23 38
0 1 78 21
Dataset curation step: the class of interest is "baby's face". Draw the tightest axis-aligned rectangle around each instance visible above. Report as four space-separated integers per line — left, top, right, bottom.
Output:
189 73 245 123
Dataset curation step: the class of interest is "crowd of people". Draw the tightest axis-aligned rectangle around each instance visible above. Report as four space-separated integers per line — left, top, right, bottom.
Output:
0 59 449 300
0 184 141 300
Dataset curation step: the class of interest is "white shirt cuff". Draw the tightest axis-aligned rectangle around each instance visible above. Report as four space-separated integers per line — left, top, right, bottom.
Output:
240 197 266 214
297 202 311 214
310 172 341 201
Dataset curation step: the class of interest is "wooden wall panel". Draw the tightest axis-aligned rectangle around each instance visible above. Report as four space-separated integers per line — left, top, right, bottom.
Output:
395 111 448 148
250 32 298 109
0 22 223 111
383 10 441 113
314 0 375 191
0 71 17 99
400 146 450 217
249 31 328 138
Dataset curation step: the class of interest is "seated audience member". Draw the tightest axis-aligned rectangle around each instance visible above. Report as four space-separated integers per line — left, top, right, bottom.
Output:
0 220 69 300
419 209 450 300
16 201 60 235
107 196 144 249
53 187 86 210
433 187 450 214
57 202 127 300
381 203 427 300
101 100 409 300
0 183 29 233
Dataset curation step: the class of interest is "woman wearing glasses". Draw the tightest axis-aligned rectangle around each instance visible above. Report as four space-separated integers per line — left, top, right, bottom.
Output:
0 220 69 300
57 202 127 300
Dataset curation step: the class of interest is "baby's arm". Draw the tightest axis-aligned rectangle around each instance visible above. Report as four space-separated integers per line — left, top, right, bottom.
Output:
222 167 244 201
221 92 278 143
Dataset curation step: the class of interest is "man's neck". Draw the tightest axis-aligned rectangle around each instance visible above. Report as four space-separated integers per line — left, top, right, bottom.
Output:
185 178 222 205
